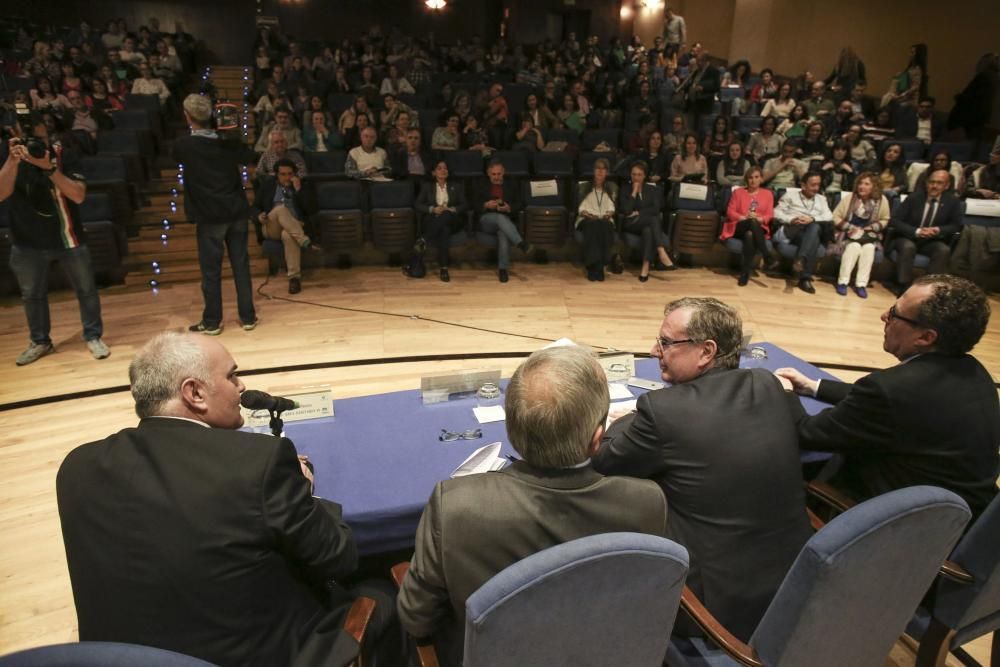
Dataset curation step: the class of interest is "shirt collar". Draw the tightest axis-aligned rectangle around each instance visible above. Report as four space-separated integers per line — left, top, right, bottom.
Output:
191 128 217 138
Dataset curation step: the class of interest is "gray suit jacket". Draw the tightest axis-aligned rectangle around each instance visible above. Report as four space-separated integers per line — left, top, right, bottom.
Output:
397 460 668 662
593 367 812 642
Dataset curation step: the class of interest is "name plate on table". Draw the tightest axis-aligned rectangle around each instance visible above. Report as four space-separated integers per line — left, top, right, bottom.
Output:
678 183 708 200
421 369 502 405
241 384 334 427
965 199 1000 217
598 352 635 382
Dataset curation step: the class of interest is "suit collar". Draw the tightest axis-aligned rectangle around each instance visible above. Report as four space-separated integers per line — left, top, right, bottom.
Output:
139 416 212 430
502 459 603 489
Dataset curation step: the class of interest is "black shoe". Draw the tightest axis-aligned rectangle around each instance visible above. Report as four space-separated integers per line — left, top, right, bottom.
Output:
798 278 816 294
517 241 534 255
638 273 649 283
610 254 625 274
586 268 598 282
439 268 450 282
737 272 750 286
596 269 605 281
289 277 302 294
499 269 509 283
304 240 323 253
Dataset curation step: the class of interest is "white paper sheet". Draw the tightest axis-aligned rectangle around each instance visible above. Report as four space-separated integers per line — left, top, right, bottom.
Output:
605 399 638 429
608 383 634 400
473 405 506 424
451 442 507 478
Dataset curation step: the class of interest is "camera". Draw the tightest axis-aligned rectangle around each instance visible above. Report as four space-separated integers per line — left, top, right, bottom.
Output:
13 137 49 159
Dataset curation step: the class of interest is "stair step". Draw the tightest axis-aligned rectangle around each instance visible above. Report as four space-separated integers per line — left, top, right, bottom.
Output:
126 259 270 287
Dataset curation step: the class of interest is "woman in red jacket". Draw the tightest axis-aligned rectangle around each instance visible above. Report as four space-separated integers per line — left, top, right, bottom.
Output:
721 166 779 285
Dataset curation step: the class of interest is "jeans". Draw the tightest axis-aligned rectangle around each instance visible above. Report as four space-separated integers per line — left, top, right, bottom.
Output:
778 222 822 278
10 244 103 344
479 213 523 270
196 219 256 327
891 237 951 284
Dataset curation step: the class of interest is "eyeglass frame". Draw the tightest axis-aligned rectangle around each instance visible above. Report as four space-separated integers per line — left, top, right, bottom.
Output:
439 428 483 442
887 304 928 328
654 336 696 352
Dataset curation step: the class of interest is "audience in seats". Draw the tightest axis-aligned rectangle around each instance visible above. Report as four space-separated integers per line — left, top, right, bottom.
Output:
716 141 752 187
722 166 779 286
669 133 708 183
250 159 322 295
875 142 907 195
473 160 533 283
254 107 303 153
576 158 619 282
255 130 306 179
831 172 889 298
778 274 999 521
594 297 811 642
131 63 170 102
408 160 467 283
702 114 734 160
844 124 876 167
888 169 963 295
399 345 668 665
337 95 375 136
749 67 778 104
345 126 390 180
773 172 833 294
760 80 795 119
777 104 809 139
431 112 462 151
911 150 965 194
969 140 1000 199
898 97 943 144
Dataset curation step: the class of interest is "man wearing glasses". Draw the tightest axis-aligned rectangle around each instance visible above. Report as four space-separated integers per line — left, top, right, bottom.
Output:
777 275 998 521
593 297 811 642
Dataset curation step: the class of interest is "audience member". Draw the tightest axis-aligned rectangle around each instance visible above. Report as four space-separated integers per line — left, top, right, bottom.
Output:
898 97 943 144
799 121 829 161
473 160 533 282
255 107 303 153
0 113 109 365
777 104 809 138
911 150 965 194
846 83 875 121
843 124 876 167
174 94 257 334
861 107 896 144
621 161 674 281
557 93 584 133
802 81 835 119
338 96 375 136
399 345 668 664
826 100 856 139
746 115 784 164
408 161 467 282
345 126 390 180
722 166 779 286
58 332 400 666
662 7 687 51
883 43 928 109
875 142 907 195
380 63 416 96
662 113 687 152
777 274 998 520
524 92 559 130
831 172 889 298
30 76 70 112
702 114 735 160
715 141 751 187
131 63 171 102
677 46 720 131
431 113 462 151
391 129 433 180
669 133 708 183
594 297 811 642
773 171 833 293
250 159 322 294
638 130 672 183
824 47 866 96
888 169 963 294
763 140 808 188
822 141 856 194
969 140 1000 199
255 130 307 179
576 158 619 282
749 68 778 105
509 113 545 152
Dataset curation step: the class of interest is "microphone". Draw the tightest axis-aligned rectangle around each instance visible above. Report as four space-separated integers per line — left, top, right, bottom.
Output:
240 390 299 413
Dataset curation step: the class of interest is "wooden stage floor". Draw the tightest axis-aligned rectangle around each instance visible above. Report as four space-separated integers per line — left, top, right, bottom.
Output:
0 264 996 663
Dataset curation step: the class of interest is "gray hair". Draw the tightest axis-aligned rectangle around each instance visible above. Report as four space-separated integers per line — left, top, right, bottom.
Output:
664 297 743 369
129 331 212 419
182 93 212 124
505 346 609 468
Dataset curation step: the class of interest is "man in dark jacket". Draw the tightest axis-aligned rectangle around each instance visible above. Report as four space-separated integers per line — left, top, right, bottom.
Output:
57 332 400 667
888 169 963 292
777 275 999 522
390 129 433 183
250 158 321 294
173 93 256 335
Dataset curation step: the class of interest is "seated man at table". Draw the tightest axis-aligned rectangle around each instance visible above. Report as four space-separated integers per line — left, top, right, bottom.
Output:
777 275 999 521
592 297 812 642
397 345 668 665
57 331 399 666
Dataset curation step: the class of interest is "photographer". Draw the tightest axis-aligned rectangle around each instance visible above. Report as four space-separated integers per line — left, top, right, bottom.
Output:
0 113 109 366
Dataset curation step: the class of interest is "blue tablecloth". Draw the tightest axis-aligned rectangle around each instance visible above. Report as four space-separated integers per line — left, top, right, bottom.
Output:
252 342 842 555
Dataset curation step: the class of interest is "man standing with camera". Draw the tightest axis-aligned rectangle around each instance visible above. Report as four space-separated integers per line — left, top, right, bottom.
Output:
174 94 257 335
0 114 109 366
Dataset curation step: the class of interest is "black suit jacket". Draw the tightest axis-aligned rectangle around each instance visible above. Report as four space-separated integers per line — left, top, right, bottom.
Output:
618 182 662 225
473 176 523 218
594 368 812 642
793 353 1000 521
390 148 435 181
896 110 944 142
57 418 360 667
250 175 317 221
889 190 963 242
415 179 468 216
172 134 255 224
687 64 721 113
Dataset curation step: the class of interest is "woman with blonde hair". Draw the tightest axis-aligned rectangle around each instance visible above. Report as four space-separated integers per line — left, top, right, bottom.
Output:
831 172 889 298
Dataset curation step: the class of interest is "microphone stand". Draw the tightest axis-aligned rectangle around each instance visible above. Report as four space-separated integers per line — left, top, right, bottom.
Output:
268 407 287 437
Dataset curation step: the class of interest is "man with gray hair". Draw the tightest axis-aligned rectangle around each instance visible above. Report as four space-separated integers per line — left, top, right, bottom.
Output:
593 297 811 642
173 93 257 335
57 332 398 666
397 345 668 664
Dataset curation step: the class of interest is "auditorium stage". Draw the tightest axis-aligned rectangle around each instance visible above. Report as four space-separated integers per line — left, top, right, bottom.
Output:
0 264 996 662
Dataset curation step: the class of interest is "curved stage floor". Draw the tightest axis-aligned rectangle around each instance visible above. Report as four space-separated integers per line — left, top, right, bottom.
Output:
0 264 997 662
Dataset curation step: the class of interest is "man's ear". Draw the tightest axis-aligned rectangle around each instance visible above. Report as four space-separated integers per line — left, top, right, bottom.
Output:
699 339 718 370
914 327 939 353
179 377 208 414
587 421 605 458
